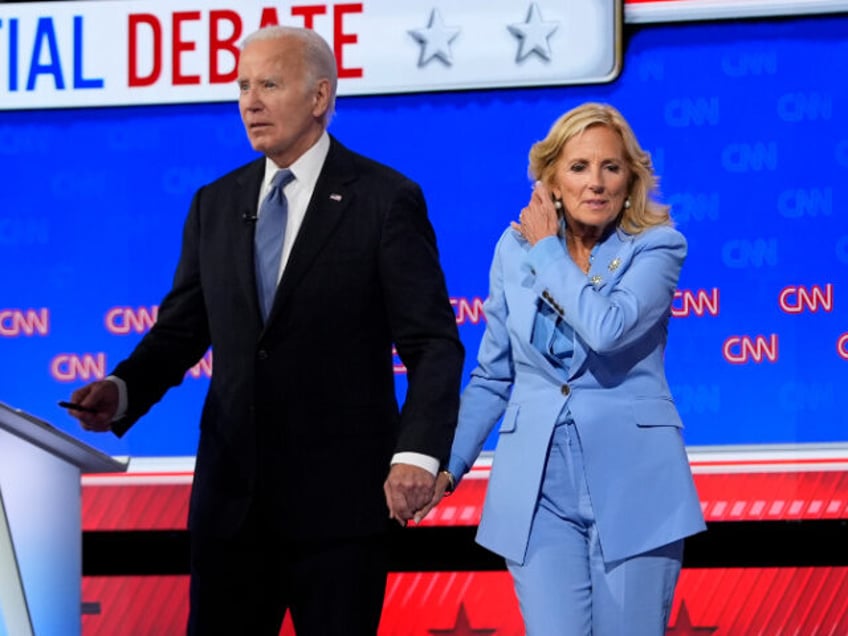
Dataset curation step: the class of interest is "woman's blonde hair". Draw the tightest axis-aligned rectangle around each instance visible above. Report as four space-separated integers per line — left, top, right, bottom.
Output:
528 102 672 234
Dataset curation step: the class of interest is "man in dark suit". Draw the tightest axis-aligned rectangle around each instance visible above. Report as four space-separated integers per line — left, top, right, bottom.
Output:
67 25 463 636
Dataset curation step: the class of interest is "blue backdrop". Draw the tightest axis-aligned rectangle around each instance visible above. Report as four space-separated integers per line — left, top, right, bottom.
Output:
1 14 846 457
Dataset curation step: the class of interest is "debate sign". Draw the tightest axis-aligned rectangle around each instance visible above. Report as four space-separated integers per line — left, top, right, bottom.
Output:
0 0 622 110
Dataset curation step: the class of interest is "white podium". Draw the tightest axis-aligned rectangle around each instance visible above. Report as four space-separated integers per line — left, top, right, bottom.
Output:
0 401 127 636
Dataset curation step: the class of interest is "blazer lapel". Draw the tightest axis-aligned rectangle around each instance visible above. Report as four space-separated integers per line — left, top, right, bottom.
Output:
569 230 633 379
267 139 352 322
232 159 266 323
507 234 570 381
584 230 631 294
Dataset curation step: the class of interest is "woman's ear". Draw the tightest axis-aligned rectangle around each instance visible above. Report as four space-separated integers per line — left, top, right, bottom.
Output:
550 188 563 209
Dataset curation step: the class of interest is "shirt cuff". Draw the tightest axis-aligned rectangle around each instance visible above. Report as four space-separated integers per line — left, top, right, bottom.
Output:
391 452 439 476
105 375 128 421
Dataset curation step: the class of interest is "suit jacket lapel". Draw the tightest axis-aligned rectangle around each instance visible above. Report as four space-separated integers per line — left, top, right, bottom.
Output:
232 159 266 323
508 235 571 382
584 230 630 293
267 138 352 323
569 230 632 379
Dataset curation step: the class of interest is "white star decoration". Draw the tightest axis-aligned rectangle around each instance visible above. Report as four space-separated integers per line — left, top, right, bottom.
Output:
408 9 461 67
508 3 559 62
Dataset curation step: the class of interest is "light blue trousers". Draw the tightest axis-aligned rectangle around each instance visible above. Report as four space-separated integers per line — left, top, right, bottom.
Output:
507 421 683 635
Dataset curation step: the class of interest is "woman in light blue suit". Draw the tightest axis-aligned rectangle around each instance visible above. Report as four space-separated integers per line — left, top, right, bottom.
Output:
419 103 706 634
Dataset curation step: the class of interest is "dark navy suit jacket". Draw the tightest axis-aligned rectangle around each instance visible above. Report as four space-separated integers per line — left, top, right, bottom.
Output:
111 137 464 540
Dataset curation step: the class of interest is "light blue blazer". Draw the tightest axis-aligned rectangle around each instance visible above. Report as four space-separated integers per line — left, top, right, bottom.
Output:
448 223 706 565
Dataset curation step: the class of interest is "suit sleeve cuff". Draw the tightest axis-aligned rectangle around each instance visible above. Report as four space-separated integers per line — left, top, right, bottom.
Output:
527 235 565 273
447 455 470 483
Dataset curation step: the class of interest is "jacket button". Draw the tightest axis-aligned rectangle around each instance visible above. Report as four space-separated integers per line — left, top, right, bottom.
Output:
560 384 570 396
257 349 269 360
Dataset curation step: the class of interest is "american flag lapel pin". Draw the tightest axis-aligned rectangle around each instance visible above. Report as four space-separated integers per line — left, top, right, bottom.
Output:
329 193 343 202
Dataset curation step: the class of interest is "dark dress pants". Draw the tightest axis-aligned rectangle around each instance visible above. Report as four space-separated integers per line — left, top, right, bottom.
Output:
187 496 389 636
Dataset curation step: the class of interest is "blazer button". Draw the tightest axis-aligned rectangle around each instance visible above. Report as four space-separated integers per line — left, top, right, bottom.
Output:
257 349 269 360
560 384 571 396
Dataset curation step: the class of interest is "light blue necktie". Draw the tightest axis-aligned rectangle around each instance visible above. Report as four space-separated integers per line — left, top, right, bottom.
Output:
255 169 295 320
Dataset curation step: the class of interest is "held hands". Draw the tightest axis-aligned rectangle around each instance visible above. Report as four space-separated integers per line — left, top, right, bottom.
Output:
67 380 119 432
384 463 435 526
511 181 560 246
383 464 454 526
412 470 452 525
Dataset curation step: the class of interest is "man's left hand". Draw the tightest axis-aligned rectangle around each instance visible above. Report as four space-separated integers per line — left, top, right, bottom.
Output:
383 463 435 526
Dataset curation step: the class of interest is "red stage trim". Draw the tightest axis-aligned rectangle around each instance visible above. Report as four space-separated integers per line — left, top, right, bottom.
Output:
82 448 848 529
81 568 848 635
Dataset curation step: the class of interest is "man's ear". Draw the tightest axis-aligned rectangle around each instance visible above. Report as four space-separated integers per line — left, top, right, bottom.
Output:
312 79 331 118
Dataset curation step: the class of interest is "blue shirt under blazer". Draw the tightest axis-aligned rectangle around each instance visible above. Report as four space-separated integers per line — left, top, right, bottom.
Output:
448 223 706 565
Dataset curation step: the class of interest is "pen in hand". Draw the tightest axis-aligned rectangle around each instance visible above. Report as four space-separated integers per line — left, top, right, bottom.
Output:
58 400 99 414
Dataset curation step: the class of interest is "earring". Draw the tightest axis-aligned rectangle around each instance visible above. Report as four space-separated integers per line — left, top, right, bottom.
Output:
624 197 631 209
554 199 563 210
